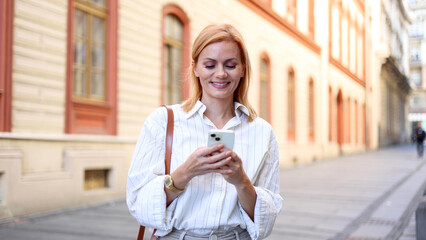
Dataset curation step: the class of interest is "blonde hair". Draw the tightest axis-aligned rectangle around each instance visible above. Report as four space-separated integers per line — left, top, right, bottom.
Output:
181 24 257 122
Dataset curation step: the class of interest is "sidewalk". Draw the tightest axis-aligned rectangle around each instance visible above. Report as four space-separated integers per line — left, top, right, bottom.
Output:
268 144 426 240
0 145 425 240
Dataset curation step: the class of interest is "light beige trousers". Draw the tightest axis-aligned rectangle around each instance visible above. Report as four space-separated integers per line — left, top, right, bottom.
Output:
159 227 251 240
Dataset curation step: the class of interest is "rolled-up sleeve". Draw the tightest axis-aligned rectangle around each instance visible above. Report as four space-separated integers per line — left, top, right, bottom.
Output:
239 131 283 240
126 107 177 231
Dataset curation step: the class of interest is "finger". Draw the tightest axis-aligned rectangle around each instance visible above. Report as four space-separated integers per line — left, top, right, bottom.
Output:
207 151 229 163
228 151 242 163
218 168 233 175
200 144 225 156
209 157 232 169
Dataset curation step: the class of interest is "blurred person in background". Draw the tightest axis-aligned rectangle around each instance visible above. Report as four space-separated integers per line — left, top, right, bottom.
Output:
415 122 426 158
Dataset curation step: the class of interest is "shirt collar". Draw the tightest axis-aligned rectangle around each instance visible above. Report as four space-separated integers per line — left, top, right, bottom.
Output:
234 102 250 118
185 100 206 119
185 100 250 119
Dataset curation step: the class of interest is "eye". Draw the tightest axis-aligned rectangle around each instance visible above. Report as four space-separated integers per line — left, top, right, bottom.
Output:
205 65 215 69
226 65 237 69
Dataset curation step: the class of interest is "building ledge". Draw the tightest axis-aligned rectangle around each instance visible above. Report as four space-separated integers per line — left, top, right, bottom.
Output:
0 132 136 144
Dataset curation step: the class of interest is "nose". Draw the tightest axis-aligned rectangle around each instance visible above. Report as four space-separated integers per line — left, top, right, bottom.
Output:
216 66 227 78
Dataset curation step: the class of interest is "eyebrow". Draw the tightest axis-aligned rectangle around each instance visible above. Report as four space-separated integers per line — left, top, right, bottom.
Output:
202 57 238 62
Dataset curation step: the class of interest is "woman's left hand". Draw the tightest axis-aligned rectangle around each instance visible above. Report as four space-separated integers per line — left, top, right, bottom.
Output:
219 151 250 187
220 150 257 221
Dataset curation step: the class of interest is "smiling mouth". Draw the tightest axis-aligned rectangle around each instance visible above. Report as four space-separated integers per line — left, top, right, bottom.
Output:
210 81 230 87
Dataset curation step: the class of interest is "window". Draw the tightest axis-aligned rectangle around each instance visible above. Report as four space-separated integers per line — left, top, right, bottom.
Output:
288 69 296 141
73 6 106 100
0 0 13 132
308 79 315 141
259 56 270 122
308 0 315 38
66 0 118 134
337 90 344 145
355 100 358 144
84 169 110 190
162 5 189 105
346 97 351 143
330 0 365 84
260 0 272 6
410 70 422 87
362 104 366 145
164 15 183 104
412 96 421 106
287 0 297 25
409 22 424 38
410 47 421 62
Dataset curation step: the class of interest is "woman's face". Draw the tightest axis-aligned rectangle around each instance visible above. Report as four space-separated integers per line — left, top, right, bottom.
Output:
194 41 244 103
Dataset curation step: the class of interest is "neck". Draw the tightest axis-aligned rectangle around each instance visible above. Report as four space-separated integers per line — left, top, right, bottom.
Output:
201 98 235 129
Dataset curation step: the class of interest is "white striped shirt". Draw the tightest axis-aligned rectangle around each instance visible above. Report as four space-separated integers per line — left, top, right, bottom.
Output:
126 101 283 239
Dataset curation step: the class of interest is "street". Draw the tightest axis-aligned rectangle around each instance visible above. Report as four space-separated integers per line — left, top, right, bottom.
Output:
0 144 424 240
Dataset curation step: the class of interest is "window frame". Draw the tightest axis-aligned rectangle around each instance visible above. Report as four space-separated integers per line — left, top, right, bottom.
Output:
308 0 315 39
287 68 296 141
259 54 271 123
308 78 315 142
346 97 351 143
355 100 358 144
161 4 190 105
0 0 13 132
287 0 297 26
65 0 118 135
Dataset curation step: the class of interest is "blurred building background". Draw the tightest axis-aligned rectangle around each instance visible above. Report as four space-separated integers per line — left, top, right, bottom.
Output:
407 0 426 135
0 0 414 220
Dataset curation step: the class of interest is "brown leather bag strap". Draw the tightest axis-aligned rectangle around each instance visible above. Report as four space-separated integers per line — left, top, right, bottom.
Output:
137 106 174 240
137 226 145 240
164 105 174 174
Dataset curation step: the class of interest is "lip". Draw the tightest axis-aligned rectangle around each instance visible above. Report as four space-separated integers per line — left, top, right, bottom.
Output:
210 81 230 89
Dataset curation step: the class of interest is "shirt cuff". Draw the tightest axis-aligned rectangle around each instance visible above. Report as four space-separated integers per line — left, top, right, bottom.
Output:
135 175 177 231
238 186 279 240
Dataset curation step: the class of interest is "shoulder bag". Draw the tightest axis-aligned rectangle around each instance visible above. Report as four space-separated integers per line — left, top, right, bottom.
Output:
137 105 174 240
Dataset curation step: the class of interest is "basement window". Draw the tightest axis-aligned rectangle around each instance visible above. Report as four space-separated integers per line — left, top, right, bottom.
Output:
84 169 110 190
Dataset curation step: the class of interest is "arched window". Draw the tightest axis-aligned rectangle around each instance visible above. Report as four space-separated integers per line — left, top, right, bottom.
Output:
346 97 351 143
337 90 343 146
259 56 270 122
308 79 315 142
66 0 118 134
362 103 366 145
355 100 358 144
287 68 296 141
162 5 189 105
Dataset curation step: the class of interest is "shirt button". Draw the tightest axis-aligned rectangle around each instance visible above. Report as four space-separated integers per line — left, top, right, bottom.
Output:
210 234 218 240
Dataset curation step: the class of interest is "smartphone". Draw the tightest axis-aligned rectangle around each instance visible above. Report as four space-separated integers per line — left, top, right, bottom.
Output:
207 129 235 150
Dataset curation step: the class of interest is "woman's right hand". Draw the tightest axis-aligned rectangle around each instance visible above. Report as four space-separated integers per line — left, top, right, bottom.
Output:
170 144 232 190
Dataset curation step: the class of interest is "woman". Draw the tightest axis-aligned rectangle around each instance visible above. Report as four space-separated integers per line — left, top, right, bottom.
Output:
127 24 282 240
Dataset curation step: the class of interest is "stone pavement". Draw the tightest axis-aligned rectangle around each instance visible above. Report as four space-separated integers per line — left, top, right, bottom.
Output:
0 144 425 240
268 144 426 240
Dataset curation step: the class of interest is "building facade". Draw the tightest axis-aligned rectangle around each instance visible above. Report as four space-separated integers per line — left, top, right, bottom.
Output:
369 0 411 148
407 0 426 132
0 0 410 219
